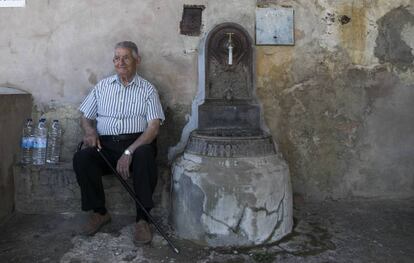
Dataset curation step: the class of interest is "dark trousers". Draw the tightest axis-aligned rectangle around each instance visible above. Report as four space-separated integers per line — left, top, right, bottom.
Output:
73 137 158 222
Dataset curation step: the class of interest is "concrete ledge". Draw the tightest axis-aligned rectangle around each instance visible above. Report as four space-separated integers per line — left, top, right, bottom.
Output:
13 163 136 215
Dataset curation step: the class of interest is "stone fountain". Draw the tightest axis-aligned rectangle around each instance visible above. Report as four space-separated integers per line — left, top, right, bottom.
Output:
171 23 292 247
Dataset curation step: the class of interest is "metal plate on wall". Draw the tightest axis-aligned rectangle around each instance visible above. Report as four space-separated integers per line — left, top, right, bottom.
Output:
256 7 294 45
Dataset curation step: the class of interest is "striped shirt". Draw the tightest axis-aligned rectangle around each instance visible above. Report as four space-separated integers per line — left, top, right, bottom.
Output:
79 74 165 135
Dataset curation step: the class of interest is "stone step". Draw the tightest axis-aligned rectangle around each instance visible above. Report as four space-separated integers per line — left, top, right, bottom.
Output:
13 163 167 216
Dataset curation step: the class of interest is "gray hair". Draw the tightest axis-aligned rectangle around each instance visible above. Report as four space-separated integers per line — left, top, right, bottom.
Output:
114 41 139 59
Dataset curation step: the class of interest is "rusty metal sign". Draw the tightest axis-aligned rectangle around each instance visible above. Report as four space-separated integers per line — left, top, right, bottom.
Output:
180 5 204 36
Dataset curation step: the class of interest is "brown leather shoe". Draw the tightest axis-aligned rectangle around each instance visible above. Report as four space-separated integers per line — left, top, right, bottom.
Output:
134 220 152 244
81 212 111 236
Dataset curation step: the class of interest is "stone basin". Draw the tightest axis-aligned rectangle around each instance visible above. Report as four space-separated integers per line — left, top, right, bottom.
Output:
171 151 293 247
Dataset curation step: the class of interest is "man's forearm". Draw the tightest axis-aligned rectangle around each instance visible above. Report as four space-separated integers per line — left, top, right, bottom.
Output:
128 119 160 152
80 116 101 148
81 116 97 134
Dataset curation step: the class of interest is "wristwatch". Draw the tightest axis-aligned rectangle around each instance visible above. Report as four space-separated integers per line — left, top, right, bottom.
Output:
123 149 133 156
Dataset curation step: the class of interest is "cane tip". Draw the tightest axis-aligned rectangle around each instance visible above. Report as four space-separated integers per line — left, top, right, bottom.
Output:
174 248 180 254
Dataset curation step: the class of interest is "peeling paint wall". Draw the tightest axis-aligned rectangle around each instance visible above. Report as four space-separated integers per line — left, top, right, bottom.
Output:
256 0 414 199
1 0 413 200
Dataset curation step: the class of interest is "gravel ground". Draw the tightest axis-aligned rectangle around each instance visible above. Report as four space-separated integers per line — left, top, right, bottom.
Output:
0 199 413 262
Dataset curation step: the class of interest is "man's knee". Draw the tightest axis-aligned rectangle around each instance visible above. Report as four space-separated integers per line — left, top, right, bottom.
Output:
73 147 99 170
132 144 155 159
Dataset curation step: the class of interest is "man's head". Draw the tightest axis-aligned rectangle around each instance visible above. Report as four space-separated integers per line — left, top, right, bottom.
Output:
113 41 141 81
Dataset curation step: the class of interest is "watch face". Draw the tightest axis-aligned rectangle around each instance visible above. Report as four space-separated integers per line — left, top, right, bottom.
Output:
124 149 132 155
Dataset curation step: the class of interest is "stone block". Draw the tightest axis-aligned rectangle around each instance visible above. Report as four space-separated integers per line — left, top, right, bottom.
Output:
0 90 32 222
13 163 136 215
198 102 261 130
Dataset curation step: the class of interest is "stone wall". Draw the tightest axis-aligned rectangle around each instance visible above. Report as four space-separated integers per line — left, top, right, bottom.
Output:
1 0 413 201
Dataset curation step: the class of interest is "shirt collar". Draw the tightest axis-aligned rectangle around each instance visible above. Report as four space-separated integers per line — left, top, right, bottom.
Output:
111 73 140 87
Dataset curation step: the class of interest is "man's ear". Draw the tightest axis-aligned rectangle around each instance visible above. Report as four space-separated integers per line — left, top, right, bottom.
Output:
136 56 142 66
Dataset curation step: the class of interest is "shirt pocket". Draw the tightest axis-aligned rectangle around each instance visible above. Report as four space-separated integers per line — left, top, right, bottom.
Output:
124 96 146 118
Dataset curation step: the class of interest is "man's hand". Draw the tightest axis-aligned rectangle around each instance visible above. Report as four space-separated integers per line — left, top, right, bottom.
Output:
81 116 101 149
117 154 132 180
83 130 101 149
114 119 160 180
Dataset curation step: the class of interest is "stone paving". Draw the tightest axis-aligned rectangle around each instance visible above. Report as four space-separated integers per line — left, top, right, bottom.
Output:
0 199 413 262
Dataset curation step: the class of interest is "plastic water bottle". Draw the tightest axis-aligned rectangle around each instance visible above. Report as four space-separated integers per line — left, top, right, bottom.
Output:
32 118 48 165
46 120 62 164
21 118 34 164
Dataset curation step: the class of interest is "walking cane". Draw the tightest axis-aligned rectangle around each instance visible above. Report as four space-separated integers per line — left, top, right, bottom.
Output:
77 142 180 254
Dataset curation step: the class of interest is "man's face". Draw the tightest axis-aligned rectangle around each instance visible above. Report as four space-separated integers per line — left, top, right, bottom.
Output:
113 47 140 79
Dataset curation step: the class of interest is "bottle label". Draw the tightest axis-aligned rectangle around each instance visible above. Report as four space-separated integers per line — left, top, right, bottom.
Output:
21 137 34 149
33 138 47 148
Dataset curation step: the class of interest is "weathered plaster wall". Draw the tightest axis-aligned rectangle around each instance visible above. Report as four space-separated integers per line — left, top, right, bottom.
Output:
256 0 414 199
0 0 255 162
1 0 413 200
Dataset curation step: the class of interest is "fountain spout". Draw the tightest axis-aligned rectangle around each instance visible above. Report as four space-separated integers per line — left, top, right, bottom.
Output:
226 33 234 65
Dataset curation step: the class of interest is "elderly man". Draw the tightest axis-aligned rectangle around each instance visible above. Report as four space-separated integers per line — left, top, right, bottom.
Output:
73 41 165 244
